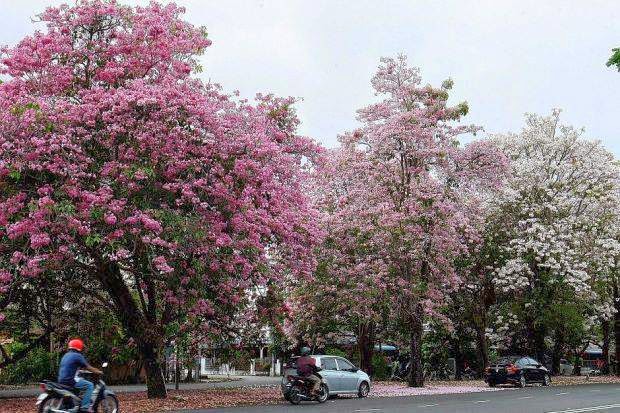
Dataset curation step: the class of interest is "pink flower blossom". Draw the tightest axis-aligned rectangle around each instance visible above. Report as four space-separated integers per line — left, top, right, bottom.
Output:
153 256 174 274
104 212 117 225
30 232 51 249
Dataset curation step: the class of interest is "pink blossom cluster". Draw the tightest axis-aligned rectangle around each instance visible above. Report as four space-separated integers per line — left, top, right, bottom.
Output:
0 0 321 340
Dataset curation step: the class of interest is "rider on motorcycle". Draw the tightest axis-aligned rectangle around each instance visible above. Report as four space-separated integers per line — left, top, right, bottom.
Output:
57 338 103 413
296 347 320 395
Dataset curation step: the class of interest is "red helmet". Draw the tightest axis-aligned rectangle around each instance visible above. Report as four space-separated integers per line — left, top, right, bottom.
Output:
68 338 84 352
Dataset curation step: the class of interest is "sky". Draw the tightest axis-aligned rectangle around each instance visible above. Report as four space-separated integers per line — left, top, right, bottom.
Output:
1 0 619 153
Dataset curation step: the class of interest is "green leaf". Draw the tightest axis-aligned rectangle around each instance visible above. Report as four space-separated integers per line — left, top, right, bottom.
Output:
8 169 21 181
90 207 104 221
55 200 75 215
85 234 102 247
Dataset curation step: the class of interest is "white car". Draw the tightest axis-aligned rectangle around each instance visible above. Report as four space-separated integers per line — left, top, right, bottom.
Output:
282 355 371 398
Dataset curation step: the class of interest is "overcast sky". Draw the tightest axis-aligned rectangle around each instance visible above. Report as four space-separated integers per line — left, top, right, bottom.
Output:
2 0 619 153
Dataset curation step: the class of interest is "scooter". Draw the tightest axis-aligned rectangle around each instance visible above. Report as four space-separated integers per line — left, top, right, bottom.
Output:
36 362 119 413
283 371 329 405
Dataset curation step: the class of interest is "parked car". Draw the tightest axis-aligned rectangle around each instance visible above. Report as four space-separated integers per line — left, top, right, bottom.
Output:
282 355 371 398
484 356 551 387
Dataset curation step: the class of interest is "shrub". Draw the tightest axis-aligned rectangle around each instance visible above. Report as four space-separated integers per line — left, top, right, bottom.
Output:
0 345 58 384
372 354 390 380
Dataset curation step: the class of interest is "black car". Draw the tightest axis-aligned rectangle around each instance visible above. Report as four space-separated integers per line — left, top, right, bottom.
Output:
484 356 551 387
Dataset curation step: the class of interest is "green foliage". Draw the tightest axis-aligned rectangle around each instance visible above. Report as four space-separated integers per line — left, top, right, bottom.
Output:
0 345 58 384
323 346 348 359
218 348 252 370
607 47 620 71
372 353 390 380
8 169 21 181
10 102 40 117
85 233 102 247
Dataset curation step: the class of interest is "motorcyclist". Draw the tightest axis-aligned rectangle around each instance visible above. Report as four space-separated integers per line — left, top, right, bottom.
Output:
57 338 103 413
296 347 320 395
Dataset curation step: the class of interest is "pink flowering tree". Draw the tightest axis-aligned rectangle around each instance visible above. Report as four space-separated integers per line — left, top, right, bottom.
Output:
0 0 320 397
285 147 393 375
329 56 508 386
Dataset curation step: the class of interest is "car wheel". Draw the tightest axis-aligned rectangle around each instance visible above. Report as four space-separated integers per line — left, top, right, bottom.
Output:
542 374 550 386
358 381 370 398
518 374 526 388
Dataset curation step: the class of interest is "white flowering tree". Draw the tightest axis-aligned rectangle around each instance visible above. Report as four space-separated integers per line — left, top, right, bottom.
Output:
487 110 620 369
589 217 620 374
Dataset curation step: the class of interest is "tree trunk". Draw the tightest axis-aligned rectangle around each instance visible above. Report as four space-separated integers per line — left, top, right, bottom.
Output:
533 326 546 366
186 358 193 382
602 319 610 375
551 331 564 376
453 339 465 380
358 321 375 377
144 353 167 398
615 282 620 376
408 304 424 387
97 260 167 398
474 313 489 371
573 350 582 376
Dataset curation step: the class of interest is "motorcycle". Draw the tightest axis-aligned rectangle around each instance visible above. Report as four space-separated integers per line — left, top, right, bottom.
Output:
36 362 119 413
283 370 329 405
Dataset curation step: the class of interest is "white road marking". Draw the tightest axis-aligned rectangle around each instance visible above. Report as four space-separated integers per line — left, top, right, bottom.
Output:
546 404 620 413
419 404 439 407
518 396 533 399
555 392 569 395
474 400 490 403
354 410 383 412
590 389 602 392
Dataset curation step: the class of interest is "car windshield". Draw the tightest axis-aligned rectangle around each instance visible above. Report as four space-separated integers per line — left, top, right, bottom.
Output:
495 356 519 365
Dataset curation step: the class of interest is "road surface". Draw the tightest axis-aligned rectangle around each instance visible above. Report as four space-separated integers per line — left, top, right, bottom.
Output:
183 383 620 413
0 375 281 398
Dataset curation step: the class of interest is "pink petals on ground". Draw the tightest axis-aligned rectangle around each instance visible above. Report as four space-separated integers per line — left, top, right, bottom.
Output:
370 381 505 398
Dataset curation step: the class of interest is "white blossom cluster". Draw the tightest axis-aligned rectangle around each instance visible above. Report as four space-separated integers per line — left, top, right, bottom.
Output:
487 110 620 341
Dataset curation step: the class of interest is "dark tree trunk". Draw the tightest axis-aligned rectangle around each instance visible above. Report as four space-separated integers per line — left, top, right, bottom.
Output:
551 331 564 376
408 303 424 387
615 282 620 376
533 326 546 366
358 321 375 377
454 340 465 380
186 359 194 382
474 313 489 371
97 260 168 398
144 348 167 398
573 350 582 376
602 319 610 375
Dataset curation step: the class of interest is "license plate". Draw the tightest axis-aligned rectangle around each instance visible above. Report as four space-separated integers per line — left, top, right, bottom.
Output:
494 368 499 372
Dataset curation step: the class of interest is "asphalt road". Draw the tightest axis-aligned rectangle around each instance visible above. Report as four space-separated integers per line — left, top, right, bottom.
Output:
184 383 620 413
